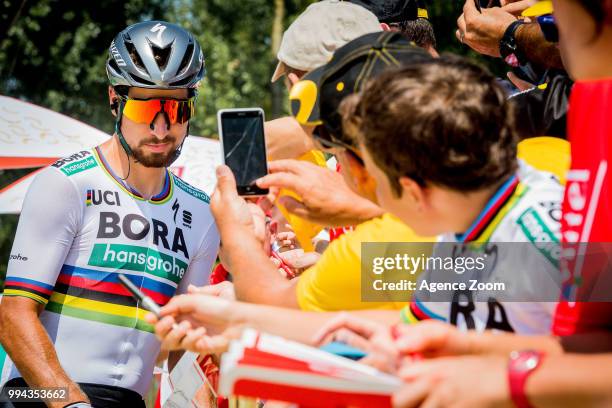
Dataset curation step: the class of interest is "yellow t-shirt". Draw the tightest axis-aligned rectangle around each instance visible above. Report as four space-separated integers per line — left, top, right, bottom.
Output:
296 213 434 311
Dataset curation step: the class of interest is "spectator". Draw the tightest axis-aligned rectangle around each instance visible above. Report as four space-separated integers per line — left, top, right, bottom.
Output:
350 0 439 56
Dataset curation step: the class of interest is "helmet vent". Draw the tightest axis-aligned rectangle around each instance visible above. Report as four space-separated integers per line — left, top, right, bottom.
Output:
177 42 194 75
152 44 172 70
108 58 120 73
170 76 193 87
125 41 147 73
129 73 155 86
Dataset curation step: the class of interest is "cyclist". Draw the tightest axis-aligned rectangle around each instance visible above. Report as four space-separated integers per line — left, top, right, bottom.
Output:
0 21 219 408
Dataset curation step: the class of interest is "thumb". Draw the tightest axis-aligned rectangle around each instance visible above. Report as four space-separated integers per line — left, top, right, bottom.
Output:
215 165 238 198
507 71 534 92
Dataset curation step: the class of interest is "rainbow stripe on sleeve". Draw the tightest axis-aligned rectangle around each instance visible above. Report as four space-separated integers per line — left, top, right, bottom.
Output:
5 265 178 333
3 277 54 304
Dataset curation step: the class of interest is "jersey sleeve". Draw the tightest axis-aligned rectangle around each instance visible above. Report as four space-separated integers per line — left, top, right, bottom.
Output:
175 216 220 295
4 167 82 305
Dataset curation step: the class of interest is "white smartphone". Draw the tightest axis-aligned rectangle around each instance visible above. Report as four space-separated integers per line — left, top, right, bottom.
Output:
217 108 269 196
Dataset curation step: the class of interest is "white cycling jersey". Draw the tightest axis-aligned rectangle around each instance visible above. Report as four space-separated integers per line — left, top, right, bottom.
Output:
4 147 219 395
401 162 563 335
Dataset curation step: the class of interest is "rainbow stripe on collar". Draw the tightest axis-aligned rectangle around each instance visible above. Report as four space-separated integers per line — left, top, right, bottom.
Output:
93 147 173 204
457 174 525 243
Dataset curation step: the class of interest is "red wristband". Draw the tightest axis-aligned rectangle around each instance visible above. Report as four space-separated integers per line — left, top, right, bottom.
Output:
508 350 545 408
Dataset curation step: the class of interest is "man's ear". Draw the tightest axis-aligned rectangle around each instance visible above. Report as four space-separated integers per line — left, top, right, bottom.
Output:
345 152 371 186
108 86 119 117
380 22 391 31
399 177 426 212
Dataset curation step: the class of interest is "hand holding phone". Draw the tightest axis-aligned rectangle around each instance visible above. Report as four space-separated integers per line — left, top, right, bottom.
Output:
217 108 269 196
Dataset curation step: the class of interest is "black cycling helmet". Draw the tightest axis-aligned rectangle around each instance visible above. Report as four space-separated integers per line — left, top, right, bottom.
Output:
106 20 205 90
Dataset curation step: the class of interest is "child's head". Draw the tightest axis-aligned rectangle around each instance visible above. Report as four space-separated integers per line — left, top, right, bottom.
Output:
342 56 518 236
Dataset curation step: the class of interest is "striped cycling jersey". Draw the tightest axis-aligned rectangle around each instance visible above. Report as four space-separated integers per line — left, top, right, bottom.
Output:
401 162 564 335
4 147 219 396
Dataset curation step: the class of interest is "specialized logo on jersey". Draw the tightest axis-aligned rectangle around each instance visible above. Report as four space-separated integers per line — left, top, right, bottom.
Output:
86 190 121 207
52 151 97 177
182 210 192 228
171 198 193 229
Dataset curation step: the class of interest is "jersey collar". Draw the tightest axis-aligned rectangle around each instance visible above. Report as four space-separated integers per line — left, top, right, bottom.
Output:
456 174 523 243
93 146 173 204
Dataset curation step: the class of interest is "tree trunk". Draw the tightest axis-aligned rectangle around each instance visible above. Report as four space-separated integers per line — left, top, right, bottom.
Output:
270 0 285 118
0 0 28 43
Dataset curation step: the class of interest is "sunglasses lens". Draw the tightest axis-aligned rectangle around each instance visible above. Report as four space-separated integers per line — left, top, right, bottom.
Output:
122 99 161 124
122 98 195 125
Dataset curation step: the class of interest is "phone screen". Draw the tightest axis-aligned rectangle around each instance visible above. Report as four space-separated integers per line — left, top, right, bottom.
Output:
219 109 269 196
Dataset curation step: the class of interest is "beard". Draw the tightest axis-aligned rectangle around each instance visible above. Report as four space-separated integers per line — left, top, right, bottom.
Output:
132 137 178 167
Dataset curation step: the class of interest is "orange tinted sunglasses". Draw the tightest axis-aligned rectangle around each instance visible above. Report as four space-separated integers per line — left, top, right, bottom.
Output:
120 96 196 125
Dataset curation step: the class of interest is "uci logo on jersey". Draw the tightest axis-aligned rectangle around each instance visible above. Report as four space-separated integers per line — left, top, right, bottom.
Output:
86 189 121 207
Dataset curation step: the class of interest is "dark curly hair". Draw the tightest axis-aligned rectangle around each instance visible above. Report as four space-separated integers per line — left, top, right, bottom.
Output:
342 55 518 196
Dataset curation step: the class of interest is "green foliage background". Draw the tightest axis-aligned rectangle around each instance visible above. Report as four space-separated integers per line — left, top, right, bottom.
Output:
0 0 503 281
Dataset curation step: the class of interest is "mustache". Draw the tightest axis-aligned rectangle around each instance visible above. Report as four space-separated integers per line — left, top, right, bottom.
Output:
139 136 176 146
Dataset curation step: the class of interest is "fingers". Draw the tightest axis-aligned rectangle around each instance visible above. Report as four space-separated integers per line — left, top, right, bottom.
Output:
270 256 282 268
158 294 197 317
502 0 537 15
187 282 233 298
194 333 232 355
256 172 305 193
456 13 467 41
257 188 279 212
392 378 434 408
507 71 535 91
312 313 380 345
266 159 308 175
275 231 297 241
280 251 320 269
393 320 453 357
157 319 192 351
463 0 479 19
144 311 159 325
214 165 238 198
396 357 454 382
326 328 374 351
179 326 208 352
